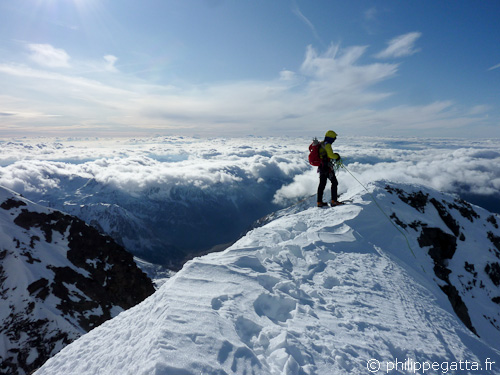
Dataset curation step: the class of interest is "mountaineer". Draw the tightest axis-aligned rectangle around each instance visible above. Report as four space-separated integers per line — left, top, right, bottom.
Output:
316 130 343 207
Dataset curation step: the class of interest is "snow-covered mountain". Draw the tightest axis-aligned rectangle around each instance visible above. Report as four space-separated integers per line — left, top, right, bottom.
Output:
55 176 285 268
34 181 500 375
0 186 155 375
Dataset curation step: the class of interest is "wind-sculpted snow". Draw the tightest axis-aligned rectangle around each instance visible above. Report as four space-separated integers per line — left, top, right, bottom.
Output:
0 136 499 267
34 181 500 375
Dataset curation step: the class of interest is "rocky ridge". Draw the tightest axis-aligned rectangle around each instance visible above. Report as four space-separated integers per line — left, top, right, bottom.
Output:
0 186 155 375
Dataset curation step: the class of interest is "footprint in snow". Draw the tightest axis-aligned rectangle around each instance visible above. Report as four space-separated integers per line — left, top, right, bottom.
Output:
253 293 296 323
323 276 341 289
211 295 229 310
235 316 263 346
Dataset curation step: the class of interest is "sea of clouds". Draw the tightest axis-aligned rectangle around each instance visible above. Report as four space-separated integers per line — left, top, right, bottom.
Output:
0 136 499 264
274 137 500 212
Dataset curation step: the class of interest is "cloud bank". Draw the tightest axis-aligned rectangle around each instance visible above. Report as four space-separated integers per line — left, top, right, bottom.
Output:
0 37 492 137
1 137 499 207
0 137 309 263
273 137 500 212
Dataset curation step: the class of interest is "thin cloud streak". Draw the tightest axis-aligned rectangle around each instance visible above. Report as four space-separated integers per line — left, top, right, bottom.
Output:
488 63 500 71
375 32 422 59
291 1 324 46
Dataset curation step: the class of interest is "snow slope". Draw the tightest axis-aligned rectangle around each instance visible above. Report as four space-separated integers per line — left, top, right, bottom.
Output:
0 186 155 375
35 181 500 375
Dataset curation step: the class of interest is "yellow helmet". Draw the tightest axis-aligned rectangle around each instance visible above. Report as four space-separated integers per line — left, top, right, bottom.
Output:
325 130 337 138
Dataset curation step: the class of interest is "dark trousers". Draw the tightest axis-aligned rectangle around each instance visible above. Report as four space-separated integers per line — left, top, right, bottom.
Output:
317 164 338 203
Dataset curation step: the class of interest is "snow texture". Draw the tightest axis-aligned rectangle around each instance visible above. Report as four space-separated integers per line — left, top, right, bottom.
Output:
35 181 500 375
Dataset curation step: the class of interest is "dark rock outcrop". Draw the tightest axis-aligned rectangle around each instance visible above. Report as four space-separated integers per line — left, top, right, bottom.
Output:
0 189 155 375
417 227 477 335
387 185 483 336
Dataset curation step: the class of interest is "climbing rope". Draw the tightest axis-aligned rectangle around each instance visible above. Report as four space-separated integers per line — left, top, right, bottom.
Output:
338 159 418 260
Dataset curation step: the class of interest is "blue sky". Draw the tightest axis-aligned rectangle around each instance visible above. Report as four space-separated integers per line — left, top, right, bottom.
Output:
0 0 499 137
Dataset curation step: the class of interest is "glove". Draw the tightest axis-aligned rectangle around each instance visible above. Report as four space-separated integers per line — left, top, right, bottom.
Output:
333 153 340 160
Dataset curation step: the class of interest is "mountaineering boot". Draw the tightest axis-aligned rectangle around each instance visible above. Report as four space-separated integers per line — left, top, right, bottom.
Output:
330 200 344 207
317 202 329 208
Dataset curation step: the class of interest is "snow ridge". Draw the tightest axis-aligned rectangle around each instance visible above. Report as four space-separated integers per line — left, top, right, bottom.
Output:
34 181 500 375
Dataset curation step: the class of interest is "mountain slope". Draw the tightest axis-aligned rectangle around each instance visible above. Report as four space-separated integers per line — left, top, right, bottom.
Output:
0 186 155 375
34 181 500 375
